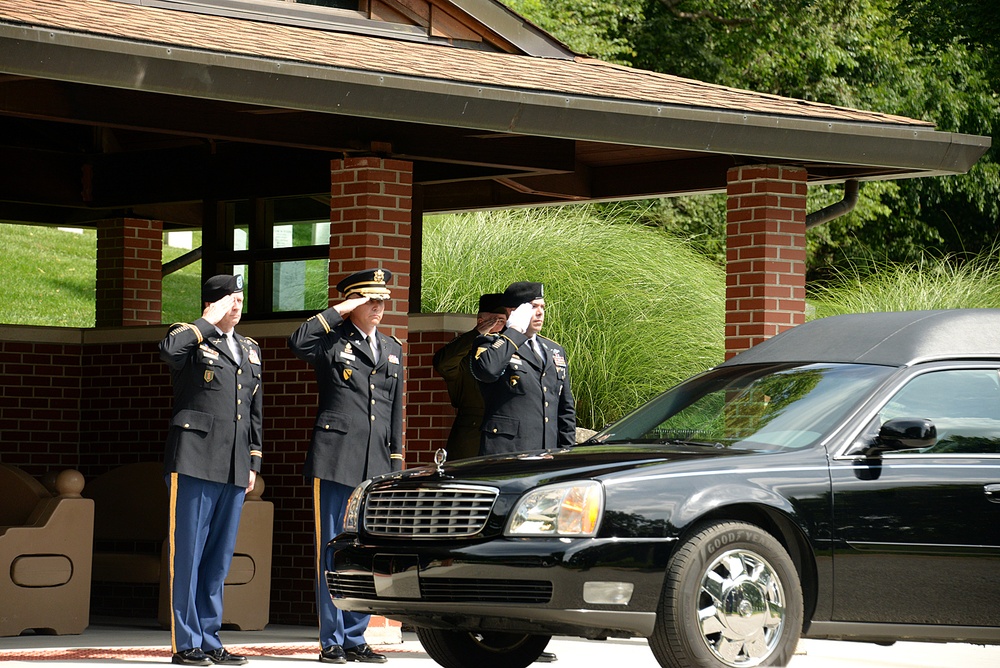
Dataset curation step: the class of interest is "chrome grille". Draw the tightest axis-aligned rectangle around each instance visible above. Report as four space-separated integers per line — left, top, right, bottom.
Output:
364 485 498 537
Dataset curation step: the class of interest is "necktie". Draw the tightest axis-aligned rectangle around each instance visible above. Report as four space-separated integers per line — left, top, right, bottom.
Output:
225 333 242 365
531 337 545 364
368 334 379 364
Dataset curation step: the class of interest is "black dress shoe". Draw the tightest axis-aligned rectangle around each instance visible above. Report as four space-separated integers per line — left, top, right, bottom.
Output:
320 645 347 664
205 648 248 666
172 648 213 666
344 644 387 663
536 651 558 663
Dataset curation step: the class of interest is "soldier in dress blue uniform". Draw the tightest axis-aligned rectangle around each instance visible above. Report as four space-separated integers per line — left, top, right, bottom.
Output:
469 281 576 456
159 274 263 667
288 268 404 665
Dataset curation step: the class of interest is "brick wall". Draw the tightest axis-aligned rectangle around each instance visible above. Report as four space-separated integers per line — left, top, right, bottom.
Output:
0 329 83 470
725 165 807 359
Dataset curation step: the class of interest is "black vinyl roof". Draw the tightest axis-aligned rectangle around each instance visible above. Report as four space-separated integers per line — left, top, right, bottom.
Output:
722 310 1000 368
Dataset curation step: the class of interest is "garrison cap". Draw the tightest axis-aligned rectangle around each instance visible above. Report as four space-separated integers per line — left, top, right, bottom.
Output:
337 268 393 300
502 281 544 308
478 293 507 314
202 274 244 303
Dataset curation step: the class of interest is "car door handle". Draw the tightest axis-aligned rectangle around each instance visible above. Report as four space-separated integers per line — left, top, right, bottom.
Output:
985 484 1000 503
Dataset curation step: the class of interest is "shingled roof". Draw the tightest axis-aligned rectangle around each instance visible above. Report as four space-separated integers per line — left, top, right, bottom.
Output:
1 0 929 126
0 0 991 221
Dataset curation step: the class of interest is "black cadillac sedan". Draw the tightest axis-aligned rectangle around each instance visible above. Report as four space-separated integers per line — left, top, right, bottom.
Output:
327 309 1000 668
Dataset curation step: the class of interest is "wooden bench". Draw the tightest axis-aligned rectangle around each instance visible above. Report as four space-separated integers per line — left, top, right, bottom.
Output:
84 462 273 630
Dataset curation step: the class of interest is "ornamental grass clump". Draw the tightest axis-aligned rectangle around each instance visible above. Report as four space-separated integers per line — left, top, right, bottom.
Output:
422 205 726 430
809 253 1000 318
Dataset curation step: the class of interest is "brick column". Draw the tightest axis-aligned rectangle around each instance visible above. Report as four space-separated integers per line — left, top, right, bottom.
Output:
329 157 412 341
95 218 163 327
725 165 807 359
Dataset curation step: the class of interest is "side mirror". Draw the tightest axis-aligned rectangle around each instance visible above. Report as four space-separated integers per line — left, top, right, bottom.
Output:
864 418 936 457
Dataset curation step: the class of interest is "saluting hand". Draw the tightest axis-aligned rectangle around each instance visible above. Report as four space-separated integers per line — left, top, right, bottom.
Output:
506 302 533 333
477 314 505 335
202 294 235 326
334 295 371 317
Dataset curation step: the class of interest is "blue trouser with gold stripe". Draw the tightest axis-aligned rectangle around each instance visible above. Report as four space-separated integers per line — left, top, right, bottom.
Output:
315 478 370 650
166 473 245 654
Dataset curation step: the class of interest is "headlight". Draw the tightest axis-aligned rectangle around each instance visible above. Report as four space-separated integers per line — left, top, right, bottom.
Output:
342 479 372 534
505 481 603 536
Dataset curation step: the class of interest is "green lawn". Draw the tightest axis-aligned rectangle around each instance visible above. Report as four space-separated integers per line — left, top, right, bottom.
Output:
0 224 203 327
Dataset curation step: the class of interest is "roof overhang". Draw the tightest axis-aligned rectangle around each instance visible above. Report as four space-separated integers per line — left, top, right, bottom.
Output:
0 0 991 224
1 23 987 177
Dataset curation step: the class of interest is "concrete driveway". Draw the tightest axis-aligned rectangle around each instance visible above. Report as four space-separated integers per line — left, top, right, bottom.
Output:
2 624 999 667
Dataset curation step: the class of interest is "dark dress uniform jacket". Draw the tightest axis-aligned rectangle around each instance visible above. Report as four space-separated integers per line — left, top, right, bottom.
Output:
469 327 576 456
288 308 404 488
159 318 263 486
432 328 485 460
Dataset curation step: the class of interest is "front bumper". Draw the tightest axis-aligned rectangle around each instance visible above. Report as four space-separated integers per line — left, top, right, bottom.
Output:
326 534 676 639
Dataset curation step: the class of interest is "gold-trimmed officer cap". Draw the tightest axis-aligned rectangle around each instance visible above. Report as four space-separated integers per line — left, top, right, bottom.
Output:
337 268 393 300
478 293 507 315
502 281 544 308
202 274 244 303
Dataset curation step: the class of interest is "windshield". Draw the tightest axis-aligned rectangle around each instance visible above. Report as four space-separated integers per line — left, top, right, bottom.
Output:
591 362 895 452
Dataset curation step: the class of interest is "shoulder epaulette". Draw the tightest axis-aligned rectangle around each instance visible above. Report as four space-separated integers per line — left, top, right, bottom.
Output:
244 336 259 346
391 335 403 345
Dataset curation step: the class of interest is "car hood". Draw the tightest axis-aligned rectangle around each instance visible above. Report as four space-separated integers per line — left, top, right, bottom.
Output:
376 444 758 496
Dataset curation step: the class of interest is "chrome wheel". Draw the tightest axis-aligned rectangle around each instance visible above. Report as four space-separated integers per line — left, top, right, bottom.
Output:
650 521 802 668
698 549 786 666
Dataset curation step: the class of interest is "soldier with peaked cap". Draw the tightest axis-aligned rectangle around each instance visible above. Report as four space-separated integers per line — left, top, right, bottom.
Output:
432 293 508 460
288 268 403 665
469 281 576 456
159 274 262 667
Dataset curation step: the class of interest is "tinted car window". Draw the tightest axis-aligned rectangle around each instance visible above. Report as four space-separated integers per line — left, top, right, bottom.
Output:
594 362 894 452
880 368 1000 455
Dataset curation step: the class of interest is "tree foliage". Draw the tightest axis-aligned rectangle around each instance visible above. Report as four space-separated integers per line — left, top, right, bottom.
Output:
502 0 1000 278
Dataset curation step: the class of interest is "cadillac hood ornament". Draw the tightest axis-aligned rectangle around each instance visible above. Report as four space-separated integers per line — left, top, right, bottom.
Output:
434 448 448 474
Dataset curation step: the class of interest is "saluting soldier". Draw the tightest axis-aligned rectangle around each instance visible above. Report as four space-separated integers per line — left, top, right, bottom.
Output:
431 292 507 460
468 280 573 663
288 268 403 665
159 274 262 667
469 281 576 456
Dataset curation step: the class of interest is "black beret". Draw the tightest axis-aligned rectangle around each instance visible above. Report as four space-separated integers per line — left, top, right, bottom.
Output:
337 268 393 300
202 274 244 303
502 281 544 307
477 293 507 314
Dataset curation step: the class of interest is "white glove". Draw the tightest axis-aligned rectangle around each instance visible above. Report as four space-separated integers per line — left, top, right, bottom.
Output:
506 302 533 334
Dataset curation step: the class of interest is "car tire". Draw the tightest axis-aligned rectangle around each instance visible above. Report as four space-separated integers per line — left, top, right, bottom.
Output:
649 521 802 668
415 627 552 668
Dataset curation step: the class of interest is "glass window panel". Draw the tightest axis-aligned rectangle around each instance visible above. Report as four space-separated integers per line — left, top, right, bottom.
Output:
881 369 1000 454
272 259 330 311
162 229 203 324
